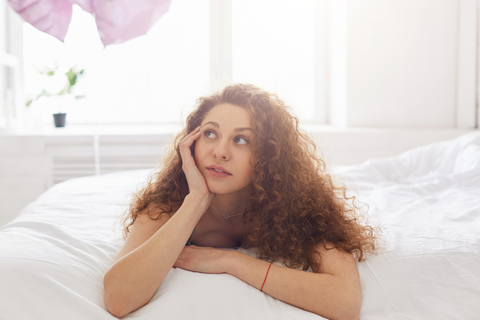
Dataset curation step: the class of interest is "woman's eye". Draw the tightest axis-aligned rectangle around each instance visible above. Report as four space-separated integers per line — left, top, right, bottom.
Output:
203 130 248 144
204 130 216 139
235 136 249 145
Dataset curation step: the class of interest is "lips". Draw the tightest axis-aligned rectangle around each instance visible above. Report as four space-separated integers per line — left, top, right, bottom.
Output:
207 164 232 175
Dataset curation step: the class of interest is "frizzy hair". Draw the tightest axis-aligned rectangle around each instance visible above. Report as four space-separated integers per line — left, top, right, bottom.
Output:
120 83 380 272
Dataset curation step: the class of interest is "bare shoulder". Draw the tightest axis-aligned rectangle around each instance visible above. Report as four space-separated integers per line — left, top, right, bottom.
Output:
312 242 358 276
111 203 172 265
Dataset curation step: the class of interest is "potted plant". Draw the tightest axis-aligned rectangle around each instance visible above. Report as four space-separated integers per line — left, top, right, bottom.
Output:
26 62 86 128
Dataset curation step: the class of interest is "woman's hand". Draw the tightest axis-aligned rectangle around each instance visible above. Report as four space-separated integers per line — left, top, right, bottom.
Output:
173 245 232 274
178 126 215 207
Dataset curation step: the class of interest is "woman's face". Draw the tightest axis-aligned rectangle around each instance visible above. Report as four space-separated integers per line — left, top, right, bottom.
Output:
194 103 255 196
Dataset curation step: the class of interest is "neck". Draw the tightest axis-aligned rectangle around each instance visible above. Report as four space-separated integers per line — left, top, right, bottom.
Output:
210 192 248 220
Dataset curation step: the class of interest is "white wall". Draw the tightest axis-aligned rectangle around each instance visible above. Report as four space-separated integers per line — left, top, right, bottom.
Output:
329 0 478 128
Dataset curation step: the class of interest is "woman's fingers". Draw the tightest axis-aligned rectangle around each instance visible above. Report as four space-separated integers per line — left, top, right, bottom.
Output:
178 126 200 151
178 126 200 167
179 126 200 144
178 126 209 194
178 126 215 211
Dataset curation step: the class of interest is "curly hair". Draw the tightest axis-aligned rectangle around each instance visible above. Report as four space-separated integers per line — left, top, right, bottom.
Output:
121 83 380 272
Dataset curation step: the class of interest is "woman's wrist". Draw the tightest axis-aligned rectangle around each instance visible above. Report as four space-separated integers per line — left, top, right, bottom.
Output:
221 251 242 275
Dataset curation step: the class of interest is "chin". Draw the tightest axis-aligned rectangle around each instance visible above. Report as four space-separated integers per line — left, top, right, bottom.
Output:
206 180 242 195
207 184 232 195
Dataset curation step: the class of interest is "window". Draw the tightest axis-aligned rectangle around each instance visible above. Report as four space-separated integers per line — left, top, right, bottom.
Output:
24 0 210 126
22 0 327 126
232 0 316 120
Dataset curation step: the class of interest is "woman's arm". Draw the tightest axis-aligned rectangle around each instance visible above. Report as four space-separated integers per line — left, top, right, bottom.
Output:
175 243 362 320
226 246 362 320
103 194 208 318
104 126 213 318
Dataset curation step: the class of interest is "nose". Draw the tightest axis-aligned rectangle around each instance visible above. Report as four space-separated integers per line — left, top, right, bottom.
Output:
212 139 230 160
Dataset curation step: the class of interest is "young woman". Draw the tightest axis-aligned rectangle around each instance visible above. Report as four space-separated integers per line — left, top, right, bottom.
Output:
103 83 379 319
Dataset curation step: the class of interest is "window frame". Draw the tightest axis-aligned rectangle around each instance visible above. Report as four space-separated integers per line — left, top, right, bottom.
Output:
0 4 23 131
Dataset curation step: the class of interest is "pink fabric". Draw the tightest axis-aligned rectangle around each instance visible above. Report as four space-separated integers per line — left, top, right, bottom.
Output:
7 0 172 47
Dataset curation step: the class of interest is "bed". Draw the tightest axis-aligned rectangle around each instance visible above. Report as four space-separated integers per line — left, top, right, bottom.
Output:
1 131 479 319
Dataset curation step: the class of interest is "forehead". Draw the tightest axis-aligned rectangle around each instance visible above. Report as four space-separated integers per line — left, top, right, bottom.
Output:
201 104 252 127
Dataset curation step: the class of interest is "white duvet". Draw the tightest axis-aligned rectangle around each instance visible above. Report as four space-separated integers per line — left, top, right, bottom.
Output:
0 131 479 319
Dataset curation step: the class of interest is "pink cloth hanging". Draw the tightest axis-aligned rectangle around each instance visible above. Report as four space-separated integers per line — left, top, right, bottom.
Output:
7 0 172 47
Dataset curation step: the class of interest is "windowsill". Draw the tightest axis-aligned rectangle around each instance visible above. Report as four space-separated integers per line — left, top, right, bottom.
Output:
0 123 476 137
0 123 184 136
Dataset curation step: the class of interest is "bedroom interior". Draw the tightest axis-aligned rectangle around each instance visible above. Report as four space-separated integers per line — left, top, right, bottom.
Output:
0 0 479 319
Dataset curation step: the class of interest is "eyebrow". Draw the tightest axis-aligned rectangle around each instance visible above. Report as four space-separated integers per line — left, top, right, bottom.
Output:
201 121 253 133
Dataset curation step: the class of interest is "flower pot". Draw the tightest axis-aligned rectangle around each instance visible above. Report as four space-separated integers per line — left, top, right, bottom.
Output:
53 113 66 127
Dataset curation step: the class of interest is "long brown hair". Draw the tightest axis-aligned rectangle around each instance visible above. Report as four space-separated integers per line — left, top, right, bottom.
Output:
121 83 380 271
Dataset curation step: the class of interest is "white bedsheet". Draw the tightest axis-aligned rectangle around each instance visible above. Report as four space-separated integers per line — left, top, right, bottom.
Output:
0 131 479 319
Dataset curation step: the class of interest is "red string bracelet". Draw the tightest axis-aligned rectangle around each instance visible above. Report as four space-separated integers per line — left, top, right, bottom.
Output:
260 262 273 292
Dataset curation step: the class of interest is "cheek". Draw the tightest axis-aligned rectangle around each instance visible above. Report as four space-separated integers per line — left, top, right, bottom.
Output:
241 154 255 179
